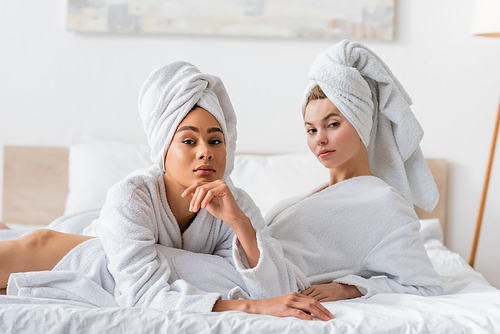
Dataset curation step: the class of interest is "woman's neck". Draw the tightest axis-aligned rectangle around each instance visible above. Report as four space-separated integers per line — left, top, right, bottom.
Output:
328 149 371 186
163 176 197 234
328 166 371 186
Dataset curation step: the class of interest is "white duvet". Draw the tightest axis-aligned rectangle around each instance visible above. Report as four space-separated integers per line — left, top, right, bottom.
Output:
1 219 499 333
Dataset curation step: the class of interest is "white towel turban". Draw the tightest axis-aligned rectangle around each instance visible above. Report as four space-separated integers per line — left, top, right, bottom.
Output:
302 40 438 212
138 61 237 179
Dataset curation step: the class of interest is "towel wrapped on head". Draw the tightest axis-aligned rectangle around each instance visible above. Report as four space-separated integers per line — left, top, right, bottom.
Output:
138 61 237 178
302 39 438 212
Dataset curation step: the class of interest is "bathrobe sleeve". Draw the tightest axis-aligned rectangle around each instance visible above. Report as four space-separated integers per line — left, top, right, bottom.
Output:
92 174 222 313
334 218 444 297
230 187 302 298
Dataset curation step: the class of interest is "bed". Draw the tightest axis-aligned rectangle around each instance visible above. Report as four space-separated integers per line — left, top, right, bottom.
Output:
1 140 499 333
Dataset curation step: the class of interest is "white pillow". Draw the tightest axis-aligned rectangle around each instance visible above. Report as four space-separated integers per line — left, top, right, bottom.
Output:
64 140 151 215
231 153 329 216
65 140 329 217
419 218 444 243
65 141 443 243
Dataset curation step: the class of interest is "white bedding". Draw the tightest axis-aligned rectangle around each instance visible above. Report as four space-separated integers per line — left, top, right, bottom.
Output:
1 219 499 333
1 142 499 333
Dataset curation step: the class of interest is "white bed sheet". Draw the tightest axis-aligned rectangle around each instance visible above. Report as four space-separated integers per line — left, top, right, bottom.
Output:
1 219 499 333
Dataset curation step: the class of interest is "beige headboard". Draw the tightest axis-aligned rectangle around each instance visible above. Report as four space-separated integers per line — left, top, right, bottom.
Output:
3 146 69 225
2 146 447 231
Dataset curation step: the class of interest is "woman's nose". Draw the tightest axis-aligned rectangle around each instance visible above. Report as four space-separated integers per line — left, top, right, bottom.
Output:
197 142 213 160
316 130 328 145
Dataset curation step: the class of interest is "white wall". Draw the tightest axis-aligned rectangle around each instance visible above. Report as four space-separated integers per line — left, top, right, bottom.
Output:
1 0 500 288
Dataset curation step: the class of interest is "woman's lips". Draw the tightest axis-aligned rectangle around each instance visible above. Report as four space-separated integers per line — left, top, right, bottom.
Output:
318 150 335 159
194 165 215 175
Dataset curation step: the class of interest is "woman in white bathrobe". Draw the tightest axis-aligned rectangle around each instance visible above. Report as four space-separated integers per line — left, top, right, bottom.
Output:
0 62 333 321
266 40 444 302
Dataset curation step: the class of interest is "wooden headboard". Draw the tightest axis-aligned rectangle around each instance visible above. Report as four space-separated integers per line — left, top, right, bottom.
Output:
3 146 69 225
2 146 448 232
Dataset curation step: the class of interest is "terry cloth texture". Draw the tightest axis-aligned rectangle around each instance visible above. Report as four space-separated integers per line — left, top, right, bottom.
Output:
266 176 444 298
8 168 298 312
138 61 237 175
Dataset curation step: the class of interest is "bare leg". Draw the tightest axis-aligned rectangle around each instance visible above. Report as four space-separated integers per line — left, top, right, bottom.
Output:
0 222 8 294
0 229 94 290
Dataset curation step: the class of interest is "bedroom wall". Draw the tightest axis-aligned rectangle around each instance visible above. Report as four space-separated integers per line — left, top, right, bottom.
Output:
1 0 500 288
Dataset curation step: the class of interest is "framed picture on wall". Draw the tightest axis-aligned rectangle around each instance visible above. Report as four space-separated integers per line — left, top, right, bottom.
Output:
67 0 395 41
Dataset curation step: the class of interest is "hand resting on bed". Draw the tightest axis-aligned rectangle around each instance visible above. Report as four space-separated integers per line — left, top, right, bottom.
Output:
302 283 363 302
212 292 334 321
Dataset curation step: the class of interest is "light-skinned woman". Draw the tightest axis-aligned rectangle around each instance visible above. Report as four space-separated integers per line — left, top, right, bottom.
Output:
266 40 444 303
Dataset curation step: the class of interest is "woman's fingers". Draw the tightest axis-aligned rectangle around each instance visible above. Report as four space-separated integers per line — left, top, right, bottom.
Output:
301 286 317 296
292 295 334 321
301 285 323 300
303 285 336 302
183 182 212 211
215 295 334 322
190 186 208 212
288 308 315 321
195 184 225 211
277 293 333 321
287 290 334 320
181 181 204 198
201 189 216 209
250 293 334 321
182 181 227 212
181 180 244 224
302 283 363 302
301 286 313 296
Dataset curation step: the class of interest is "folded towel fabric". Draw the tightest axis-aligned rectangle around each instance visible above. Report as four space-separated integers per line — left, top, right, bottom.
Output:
138 61 237 176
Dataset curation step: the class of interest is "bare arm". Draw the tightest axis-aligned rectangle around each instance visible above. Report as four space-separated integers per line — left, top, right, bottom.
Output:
212 292 334 321
182 180 260 267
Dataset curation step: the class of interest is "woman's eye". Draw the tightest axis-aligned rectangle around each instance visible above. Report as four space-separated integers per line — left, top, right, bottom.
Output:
328 122 339 128
182 139 195 145
306 128 317 135
210 139 223 145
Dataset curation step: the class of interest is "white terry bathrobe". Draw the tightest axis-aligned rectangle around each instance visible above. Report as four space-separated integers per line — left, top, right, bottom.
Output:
267 40 444 297
7 62 297 312
267 176 443 297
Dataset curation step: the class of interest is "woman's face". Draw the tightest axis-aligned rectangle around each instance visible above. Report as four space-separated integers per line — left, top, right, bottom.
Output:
304 98 365 171
164 107 226 190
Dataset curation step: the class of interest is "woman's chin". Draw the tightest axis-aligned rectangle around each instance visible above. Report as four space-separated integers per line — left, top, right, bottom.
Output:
193 174 221 182
316 157 333 169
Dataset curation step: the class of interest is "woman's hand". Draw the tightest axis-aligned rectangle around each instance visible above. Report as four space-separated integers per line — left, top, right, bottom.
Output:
213 292 334 321
301 282 362 302
182 180 244 225
182 180 260 267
